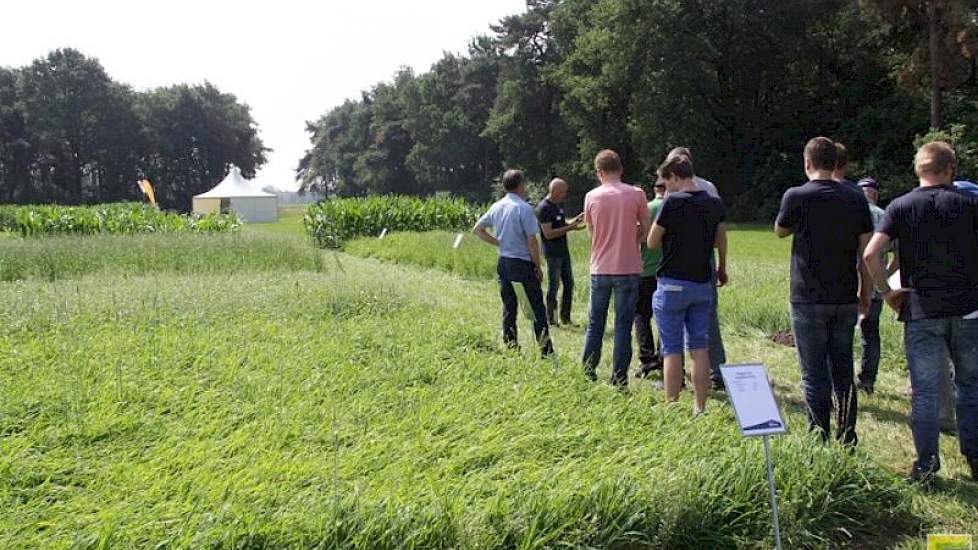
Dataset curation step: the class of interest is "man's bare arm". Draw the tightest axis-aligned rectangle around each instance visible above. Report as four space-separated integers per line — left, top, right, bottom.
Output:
864 232 908 313
715 223 728 287
637 209 651 245
856 231 873 310
540 221 579 240
646 223 665 250
472 223 498 247
863 232 891 291
528 235 542 265
774 223 792 238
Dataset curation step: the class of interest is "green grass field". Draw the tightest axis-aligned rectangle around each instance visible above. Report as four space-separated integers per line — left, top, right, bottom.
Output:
0 211 975 548
242 207 308 239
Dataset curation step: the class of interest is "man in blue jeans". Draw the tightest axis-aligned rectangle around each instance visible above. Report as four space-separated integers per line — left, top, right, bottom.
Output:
666 147 728 388
473 169 553 357
856 177 891 395
864 141 978 483
775 137 874 445
581 150 650 387
647 154 727 414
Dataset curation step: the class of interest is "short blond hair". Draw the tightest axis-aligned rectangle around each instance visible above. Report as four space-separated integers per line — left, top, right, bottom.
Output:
914 141 956 177
834 142 848 169
594 149 623 173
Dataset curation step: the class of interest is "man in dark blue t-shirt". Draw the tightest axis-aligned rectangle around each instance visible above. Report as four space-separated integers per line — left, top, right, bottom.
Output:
536 178 582 325
648 155 727 415
775 136 874 446
865 142 978 484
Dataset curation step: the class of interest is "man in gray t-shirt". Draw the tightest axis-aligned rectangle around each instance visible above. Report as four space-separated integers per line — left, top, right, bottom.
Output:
856 177 890 393
694 176 720 199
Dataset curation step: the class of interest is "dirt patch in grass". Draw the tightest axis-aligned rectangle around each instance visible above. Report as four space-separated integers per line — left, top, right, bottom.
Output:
770 329 795 347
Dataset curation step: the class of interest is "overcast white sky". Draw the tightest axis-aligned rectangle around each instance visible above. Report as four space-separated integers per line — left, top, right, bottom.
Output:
0 0 526 190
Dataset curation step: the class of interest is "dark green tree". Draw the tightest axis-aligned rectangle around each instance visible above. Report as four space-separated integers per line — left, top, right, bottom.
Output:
137 82 268 211
401 49 502 200
0 67 31 203
859 0 978 129
485 0 577 191
17 48 126 203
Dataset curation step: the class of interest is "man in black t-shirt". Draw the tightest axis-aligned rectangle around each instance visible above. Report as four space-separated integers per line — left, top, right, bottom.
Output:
536 178 582 325
647 155 727 415
775 136 874 445
864 141 978 483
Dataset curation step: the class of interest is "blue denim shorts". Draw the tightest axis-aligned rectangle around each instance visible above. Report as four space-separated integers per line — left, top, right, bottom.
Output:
652 276 715 356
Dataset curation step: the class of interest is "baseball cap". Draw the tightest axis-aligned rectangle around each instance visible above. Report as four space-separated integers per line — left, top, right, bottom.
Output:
857 177 879 190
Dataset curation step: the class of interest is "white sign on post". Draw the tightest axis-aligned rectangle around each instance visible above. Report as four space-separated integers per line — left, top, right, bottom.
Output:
721 363 786 436
378 228 388 240
721 363 786 550
452 233 464 249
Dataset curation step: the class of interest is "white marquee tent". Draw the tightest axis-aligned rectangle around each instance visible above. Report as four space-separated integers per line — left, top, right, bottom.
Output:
192 166 278 223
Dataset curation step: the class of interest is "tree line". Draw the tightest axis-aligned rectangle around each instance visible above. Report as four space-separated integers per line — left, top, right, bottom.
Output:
297 0 978 220
0 48 267 212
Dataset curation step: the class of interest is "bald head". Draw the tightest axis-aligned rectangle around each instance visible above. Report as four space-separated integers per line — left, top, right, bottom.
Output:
548 178 568 202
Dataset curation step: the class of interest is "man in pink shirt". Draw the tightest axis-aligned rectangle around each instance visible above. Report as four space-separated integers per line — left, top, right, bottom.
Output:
582 149 651 387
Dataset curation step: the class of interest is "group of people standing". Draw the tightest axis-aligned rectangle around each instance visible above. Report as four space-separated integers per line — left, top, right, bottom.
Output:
474 138 978 484
474 147 728 416
776 137 978 483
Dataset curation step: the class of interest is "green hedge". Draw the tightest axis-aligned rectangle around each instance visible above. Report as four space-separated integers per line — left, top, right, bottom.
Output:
0 203 240 236
304 195 480 248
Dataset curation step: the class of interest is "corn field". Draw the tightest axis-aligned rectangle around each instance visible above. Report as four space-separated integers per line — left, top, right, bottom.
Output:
0 203 241 237
303 195 480 248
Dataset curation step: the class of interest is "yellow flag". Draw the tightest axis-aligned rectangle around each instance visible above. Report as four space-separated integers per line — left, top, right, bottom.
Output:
137 179 157 206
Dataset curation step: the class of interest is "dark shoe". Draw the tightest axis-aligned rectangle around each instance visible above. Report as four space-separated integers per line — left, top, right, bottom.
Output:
967 457 978 481
907 456 940 487
635 362 660 379
857 380 875 396
711 379 726 392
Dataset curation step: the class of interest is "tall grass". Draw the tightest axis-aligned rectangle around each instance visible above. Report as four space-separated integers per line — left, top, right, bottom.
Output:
0 232 324 282
304 195 480 248
0 202 240 237
0 258 917 548
346 227 908 365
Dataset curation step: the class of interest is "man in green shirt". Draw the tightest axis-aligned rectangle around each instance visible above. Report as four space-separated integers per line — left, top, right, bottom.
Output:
635 179 666 378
